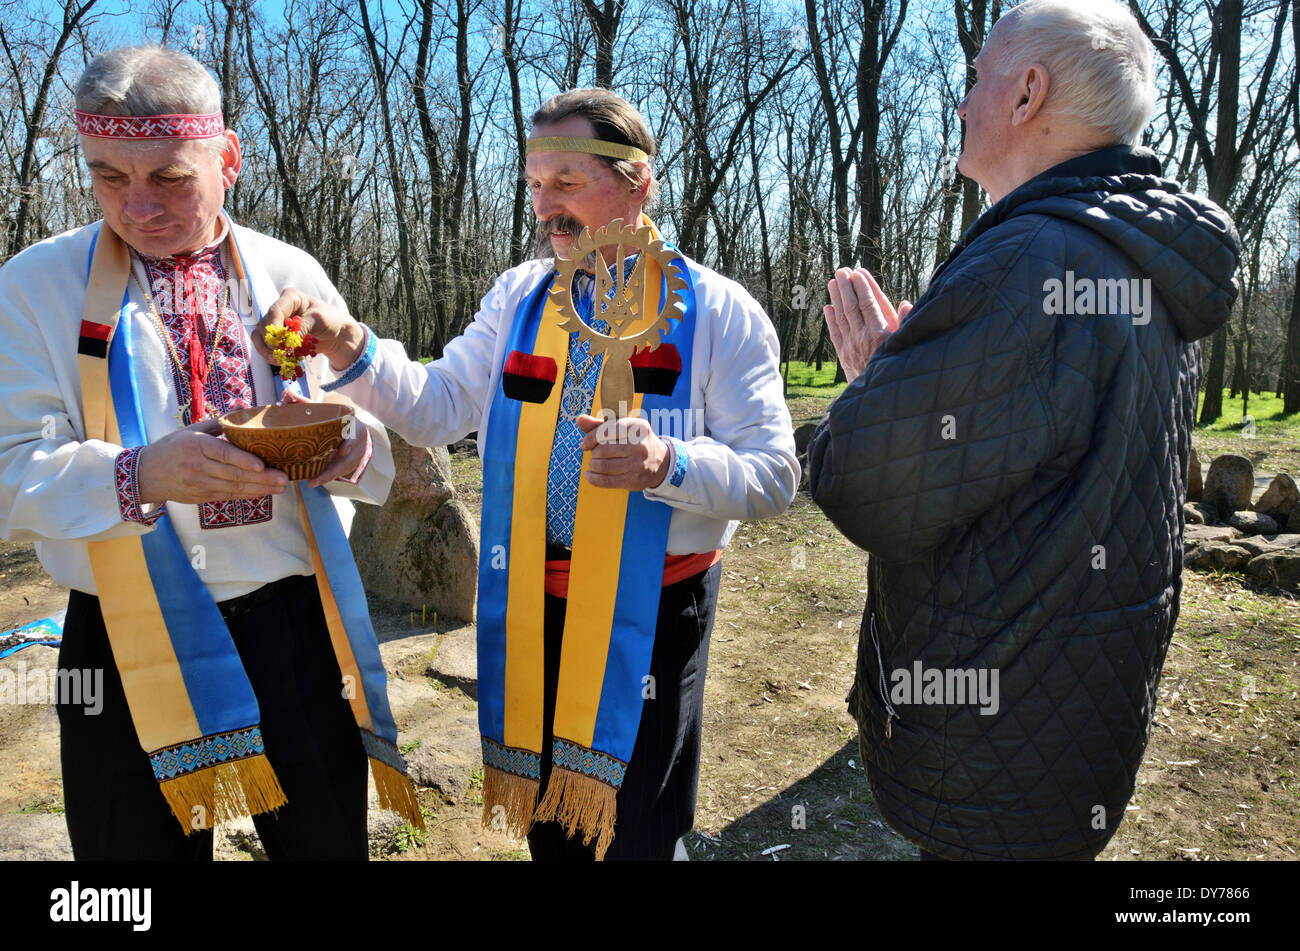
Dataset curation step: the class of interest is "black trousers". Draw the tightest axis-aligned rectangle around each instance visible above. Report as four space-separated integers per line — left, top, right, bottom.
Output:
56 574 369 861
526 561 721 861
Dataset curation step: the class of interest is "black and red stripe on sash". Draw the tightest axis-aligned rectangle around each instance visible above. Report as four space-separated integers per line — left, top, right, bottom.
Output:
502 351 558 403
78 320 113 359
630 343 681 396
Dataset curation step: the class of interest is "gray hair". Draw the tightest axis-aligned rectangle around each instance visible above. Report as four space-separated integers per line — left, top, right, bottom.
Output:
75 45 227 156
994 0 1156 146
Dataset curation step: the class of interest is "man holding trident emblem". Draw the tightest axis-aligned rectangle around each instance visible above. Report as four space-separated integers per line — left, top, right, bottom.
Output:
256 89 798 860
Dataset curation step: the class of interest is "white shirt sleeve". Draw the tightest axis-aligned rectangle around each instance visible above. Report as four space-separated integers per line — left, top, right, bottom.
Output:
323 265 536 448
642 271 799 522
275 250 395 509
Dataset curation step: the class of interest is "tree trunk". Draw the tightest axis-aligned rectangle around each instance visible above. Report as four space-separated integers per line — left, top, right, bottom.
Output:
503 0 529 267
413 0 447 354
359 1 421 358
1285 255 1300 412
954 0 993 236
243 9 317 258
448 0 474 350
1197 0 1244 425
1229 335 1244 398
805 0 851 268
1285 0 1300 413
220 0 238 218
582 0 621 88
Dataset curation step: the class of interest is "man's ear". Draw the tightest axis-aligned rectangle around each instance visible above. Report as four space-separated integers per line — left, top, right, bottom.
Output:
632 162 653 203
1011 62 1051 127
220 129 242 187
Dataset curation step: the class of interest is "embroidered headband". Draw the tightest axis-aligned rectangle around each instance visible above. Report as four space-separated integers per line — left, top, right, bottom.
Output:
526 136 650 163
75 109 226 140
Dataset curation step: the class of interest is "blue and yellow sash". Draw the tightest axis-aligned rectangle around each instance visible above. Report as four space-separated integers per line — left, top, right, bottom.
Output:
478 217 696 858
78 220 421 834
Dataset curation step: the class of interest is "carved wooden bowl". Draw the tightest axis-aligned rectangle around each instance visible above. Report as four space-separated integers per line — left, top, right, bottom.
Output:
219 402 353 481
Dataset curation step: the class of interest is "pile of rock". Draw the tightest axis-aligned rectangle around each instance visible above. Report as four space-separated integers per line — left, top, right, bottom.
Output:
1183 450 1300 591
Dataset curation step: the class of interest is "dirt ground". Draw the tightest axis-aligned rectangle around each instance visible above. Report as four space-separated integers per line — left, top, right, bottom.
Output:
2 398 1297 861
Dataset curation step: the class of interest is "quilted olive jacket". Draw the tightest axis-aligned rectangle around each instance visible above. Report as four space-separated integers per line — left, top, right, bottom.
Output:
808 146 1240 860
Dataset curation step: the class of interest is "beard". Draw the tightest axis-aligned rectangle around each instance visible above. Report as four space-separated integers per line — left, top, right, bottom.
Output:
533 214 598 271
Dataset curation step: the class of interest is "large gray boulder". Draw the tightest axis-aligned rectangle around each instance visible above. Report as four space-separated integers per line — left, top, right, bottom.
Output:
1182 523 1242 550
1230 534 1300 557
1227 511 1278 536
424 626 477 697
1254 473 1299 527
1245 550 1300 592
1202 455 1254 518
350 429 479 622
1185 543 1253 573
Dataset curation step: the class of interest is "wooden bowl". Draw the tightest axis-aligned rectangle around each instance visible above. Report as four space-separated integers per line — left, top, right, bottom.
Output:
219 402 353 481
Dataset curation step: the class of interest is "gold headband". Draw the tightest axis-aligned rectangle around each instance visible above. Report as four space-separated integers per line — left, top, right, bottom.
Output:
526 136 650 163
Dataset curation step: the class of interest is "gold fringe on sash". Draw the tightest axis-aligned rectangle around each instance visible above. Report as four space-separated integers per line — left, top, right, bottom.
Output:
159 753 287 834
533 767 618 861
371 757 426 829
480 766 540 839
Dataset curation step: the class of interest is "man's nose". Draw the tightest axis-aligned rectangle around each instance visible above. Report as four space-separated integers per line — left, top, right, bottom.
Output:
956 95 969 120
533 186 562 222
123 184 164 222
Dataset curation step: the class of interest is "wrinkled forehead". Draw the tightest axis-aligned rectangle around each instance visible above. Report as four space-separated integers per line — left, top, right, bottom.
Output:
81 134 214 173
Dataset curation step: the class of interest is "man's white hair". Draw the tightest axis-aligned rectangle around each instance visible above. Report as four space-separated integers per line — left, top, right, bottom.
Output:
995 0 1156 146
75 45 227 156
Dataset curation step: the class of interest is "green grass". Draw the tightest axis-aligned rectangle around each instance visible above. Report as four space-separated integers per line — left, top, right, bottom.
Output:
781 359 843 389
393 818 430 853
1196 389 1300 438
13 800 63 815
781 359 848 418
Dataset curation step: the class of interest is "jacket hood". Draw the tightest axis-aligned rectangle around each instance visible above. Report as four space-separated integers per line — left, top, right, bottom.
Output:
943 146 1241 343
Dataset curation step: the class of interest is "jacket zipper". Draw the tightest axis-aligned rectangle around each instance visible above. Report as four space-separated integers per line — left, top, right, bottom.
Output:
869 611 899 739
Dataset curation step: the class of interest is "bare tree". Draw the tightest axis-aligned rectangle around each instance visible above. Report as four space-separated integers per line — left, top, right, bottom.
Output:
1131 0 1292 423
4 0 98 260
358 0 421 356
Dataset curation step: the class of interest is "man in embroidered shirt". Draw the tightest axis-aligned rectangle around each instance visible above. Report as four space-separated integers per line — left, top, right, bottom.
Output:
257 88 799 860
0 45 402 859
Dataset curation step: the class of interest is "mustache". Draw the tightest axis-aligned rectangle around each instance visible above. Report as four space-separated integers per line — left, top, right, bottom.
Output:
534 215 597 269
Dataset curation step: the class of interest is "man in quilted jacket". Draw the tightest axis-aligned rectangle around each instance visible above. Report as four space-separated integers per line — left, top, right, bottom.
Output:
808 0 1240 860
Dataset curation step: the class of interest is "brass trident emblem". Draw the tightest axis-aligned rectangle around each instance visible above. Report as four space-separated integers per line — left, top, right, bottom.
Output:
551 218 689 416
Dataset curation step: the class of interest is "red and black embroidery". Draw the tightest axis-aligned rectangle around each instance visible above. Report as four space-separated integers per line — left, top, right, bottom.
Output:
138 245 270 530
199 495 273 528
114 446 163 525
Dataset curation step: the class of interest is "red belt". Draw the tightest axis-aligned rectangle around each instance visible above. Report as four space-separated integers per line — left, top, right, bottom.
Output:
543 549 721 599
